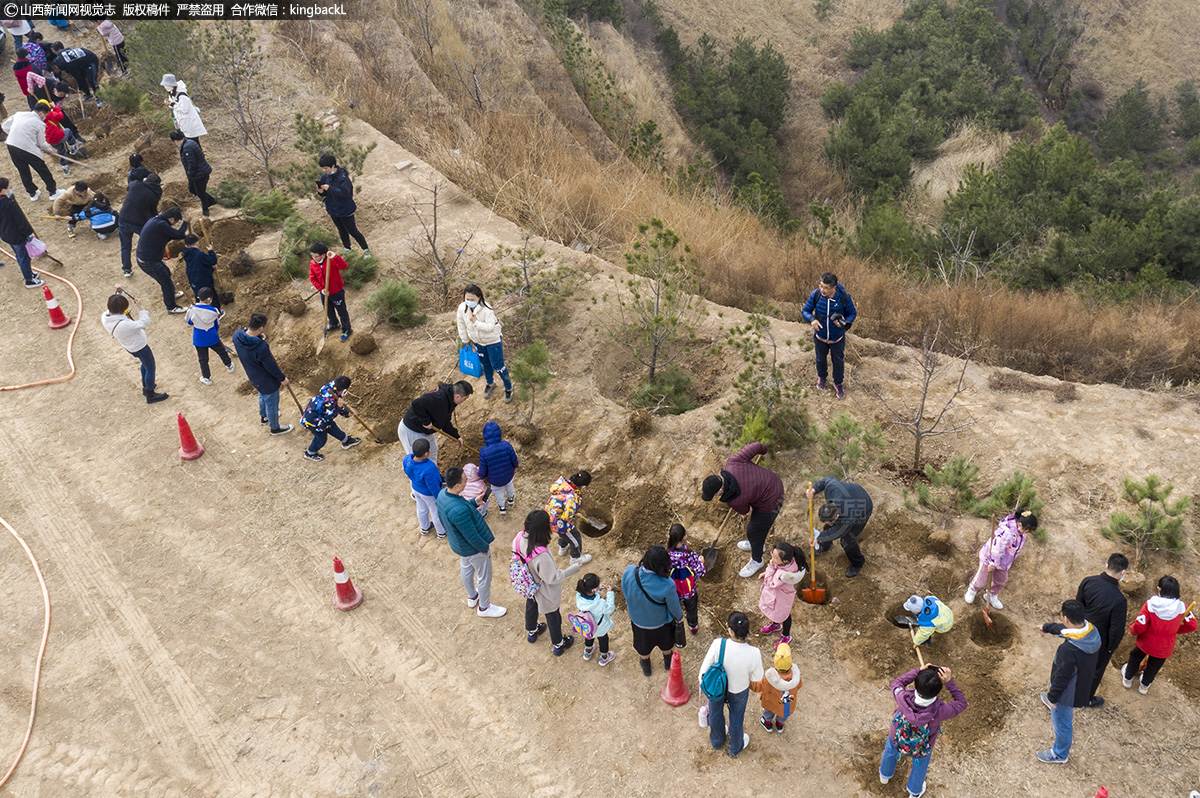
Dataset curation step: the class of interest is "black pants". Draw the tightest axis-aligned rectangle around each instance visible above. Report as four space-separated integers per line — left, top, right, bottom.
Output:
814 335 847 386
817 517 869 568
322 289 351 332
746 502 781 562
1089 645 1116 699
67 59 99 95
188 173 216 216
781 616 793 636
8 144 56 196
113 42 128 69
331 214 368 251
524 600 563 646
1124 645 1166 686
682 592 699 630
584 634 610 654
195 343 232 379
137 258 180 310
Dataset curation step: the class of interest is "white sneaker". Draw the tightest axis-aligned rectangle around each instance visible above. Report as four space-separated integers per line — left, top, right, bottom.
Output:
48 189 65 202
739 558 764 578
1138 681 1149 695
987 593 1003 610
964 587 977 604
1121 664 1133 689
737 540 752 552
466 595 479 608
570 554 592 566
200 376 212 385
740 733 749 753
477 604 507 619
558 545 568 556
226 362 236 373
879 772 890 785
28 190 40 201
97 232 107 239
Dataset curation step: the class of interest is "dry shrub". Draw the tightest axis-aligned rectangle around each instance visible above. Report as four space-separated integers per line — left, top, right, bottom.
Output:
907 122 1011 229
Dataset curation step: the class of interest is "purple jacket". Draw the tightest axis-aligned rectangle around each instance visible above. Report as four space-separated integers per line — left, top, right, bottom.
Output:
886 668 967 751
720 442 785 515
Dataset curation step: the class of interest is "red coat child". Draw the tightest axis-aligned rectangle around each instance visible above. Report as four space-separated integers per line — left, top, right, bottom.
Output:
1129 596 1197 658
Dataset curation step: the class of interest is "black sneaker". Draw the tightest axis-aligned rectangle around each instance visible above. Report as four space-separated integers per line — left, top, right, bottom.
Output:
526 622 547 644
260 416 269 425
553 635 575 656
342 436 362 449
303 451 324 462
122 269 132 277
845 565 862 578
419 525 433 535
145 391 169 404
25 277 45 288
640 657 653 677
504 388 514 404
270 425 294 436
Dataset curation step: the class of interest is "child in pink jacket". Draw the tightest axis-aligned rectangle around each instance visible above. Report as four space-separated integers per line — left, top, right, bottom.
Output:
758 541 807 647
462 463 491 517
965 511 1038 610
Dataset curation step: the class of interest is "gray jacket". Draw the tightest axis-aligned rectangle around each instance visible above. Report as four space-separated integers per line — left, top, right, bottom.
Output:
519 533 580 615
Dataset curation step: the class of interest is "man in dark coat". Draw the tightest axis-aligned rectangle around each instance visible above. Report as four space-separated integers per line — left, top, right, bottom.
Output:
171 130 216 217
316 152 371 258
232 312 292 435
119 172 162 277
135 207 188 312
49 43 101 102
0 176 42 287
1034 600 1101 764
398 381 473 465
1075 553 1129 708
809 476 873 578
701 441 784 578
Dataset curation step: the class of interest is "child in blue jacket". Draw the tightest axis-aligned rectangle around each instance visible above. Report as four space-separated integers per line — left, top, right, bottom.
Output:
181 233 219 306
302 375 361 462
403 437 445 538
574 573 616 666
184 287 234 385
478 420 519 514
72 192 118 238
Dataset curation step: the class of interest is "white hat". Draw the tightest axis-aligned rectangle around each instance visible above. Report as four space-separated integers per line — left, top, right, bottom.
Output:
903 595 924 614
161 73 178 89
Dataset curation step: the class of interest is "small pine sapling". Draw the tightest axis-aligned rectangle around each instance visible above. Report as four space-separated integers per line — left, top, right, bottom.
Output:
492 233 583 343
973 471 1046 539
365 280 426 329
510 341 555 427
912 456 980 515
1102 474 1191 566
818 411 883 479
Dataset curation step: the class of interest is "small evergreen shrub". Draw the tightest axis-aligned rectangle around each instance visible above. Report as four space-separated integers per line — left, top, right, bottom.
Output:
631 368 695 415
365 280 426 329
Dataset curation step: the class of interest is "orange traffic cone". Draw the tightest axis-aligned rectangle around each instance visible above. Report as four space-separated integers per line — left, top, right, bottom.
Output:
333 557 363 611
1094 788 1108 798
42 284 71 329
176 413 204 460
661 649 691 706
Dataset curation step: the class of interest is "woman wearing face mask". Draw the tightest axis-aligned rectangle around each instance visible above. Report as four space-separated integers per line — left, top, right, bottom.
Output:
456 283 512 403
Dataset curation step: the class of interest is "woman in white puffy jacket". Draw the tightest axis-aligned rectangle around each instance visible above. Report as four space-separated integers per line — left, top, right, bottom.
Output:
160 74 207 139
455 283 512 402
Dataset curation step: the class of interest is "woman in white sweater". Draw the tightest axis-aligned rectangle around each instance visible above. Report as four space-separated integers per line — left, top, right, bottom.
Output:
455 283 512 402
699 611 764 758
161 74 207 140
101 292 168 403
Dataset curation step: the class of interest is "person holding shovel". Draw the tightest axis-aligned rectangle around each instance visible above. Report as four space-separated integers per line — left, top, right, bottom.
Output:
878 664 967 796
701 441 784 578
232 312 292 436
171 130 216 219
136 207 189 314
546 470 592 567
398 380 474 464
308 241 352 341
301 375 361 461
0 176 44 288
808 476 873 579
965 510 1037 610
182 233 218 306
119 172 162 278
903 595 955 646
101 291 168 404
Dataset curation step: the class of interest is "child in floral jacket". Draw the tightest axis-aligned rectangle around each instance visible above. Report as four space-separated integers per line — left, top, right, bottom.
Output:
667 523 706 635
301 375 361 461
965 511 1038 610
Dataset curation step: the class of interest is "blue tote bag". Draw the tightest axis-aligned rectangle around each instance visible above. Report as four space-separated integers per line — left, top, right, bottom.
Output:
459 344 483 377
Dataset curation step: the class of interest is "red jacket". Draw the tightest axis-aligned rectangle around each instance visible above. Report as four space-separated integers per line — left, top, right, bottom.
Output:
309 253 347 295
1129 597 1197 658
13 60 32 95
44 105 65 146
721 442 785 515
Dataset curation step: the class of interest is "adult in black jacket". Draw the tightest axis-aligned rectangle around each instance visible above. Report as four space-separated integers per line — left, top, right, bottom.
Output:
1075 553 1129 707
807 477 873 578
316 153 371 257
126 153 150 184
119 172 161 277
232 312 292 435
171 130 216 217
49 43 100 101
0 177 42 287
136 207 188 313
398 381 473 465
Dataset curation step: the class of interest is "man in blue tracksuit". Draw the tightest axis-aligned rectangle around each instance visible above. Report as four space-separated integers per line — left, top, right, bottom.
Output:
801 271 857 399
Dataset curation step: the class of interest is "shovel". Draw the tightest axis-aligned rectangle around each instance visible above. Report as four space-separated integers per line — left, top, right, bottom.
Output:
437 428 479 455
701 506 735 572
801 482 827 604
346 405 386 444
284 382 305 415
909 625 926 668
1140 600 1195 672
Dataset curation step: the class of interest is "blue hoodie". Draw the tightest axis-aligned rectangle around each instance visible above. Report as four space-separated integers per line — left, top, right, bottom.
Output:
318 166 357 218
1043 621 1102 708
232 328 286 394
403 454 443 497
478 421 519 487
801 283 857 343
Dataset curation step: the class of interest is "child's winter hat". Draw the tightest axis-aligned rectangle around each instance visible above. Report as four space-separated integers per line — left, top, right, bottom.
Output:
903 595 924 614
774 642 792 671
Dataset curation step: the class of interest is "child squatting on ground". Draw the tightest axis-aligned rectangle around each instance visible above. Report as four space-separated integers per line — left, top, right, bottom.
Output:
965 511 1038 610
879 664 967 798
904 595 955 646
572 573 617 666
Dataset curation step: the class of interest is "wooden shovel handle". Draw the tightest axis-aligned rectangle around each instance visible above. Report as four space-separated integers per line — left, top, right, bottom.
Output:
909 625 926 668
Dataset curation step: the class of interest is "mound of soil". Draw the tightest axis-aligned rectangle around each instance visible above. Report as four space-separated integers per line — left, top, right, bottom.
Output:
208 218 259 254
627 408 651 437
350 333 377 355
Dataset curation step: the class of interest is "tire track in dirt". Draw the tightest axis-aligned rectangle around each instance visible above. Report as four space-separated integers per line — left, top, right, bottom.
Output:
8 427 255 793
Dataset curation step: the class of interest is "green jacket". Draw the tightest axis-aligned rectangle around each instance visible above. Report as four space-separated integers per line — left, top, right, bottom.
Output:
436 488 494 556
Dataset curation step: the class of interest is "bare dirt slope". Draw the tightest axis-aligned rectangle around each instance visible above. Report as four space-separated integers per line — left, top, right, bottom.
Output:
1 28 1199 798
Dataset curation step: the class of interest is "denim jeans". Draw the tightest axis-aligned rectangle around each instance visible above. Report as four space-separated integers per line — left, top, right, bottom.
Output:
880 733 930 795
814 335 847 385
258 390 281 429
474 340 512 391
118 221 139 273
1051 699 1074 760
306 421 347 454
708 687 750 756
129 345 155 393
11 241 33 281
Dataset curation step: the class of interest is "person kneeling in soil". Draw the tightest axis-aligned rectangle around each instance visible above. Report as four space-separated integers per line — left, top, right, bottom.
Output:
301 375 360 462
965 510 1037 610
1122 575 1197 695
904 595 955 646
756 641 800 734
573 573 616 666
879 664 967 797
667 524 706 636
515 509 576 650
546 470 593 567
758 541 807 647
